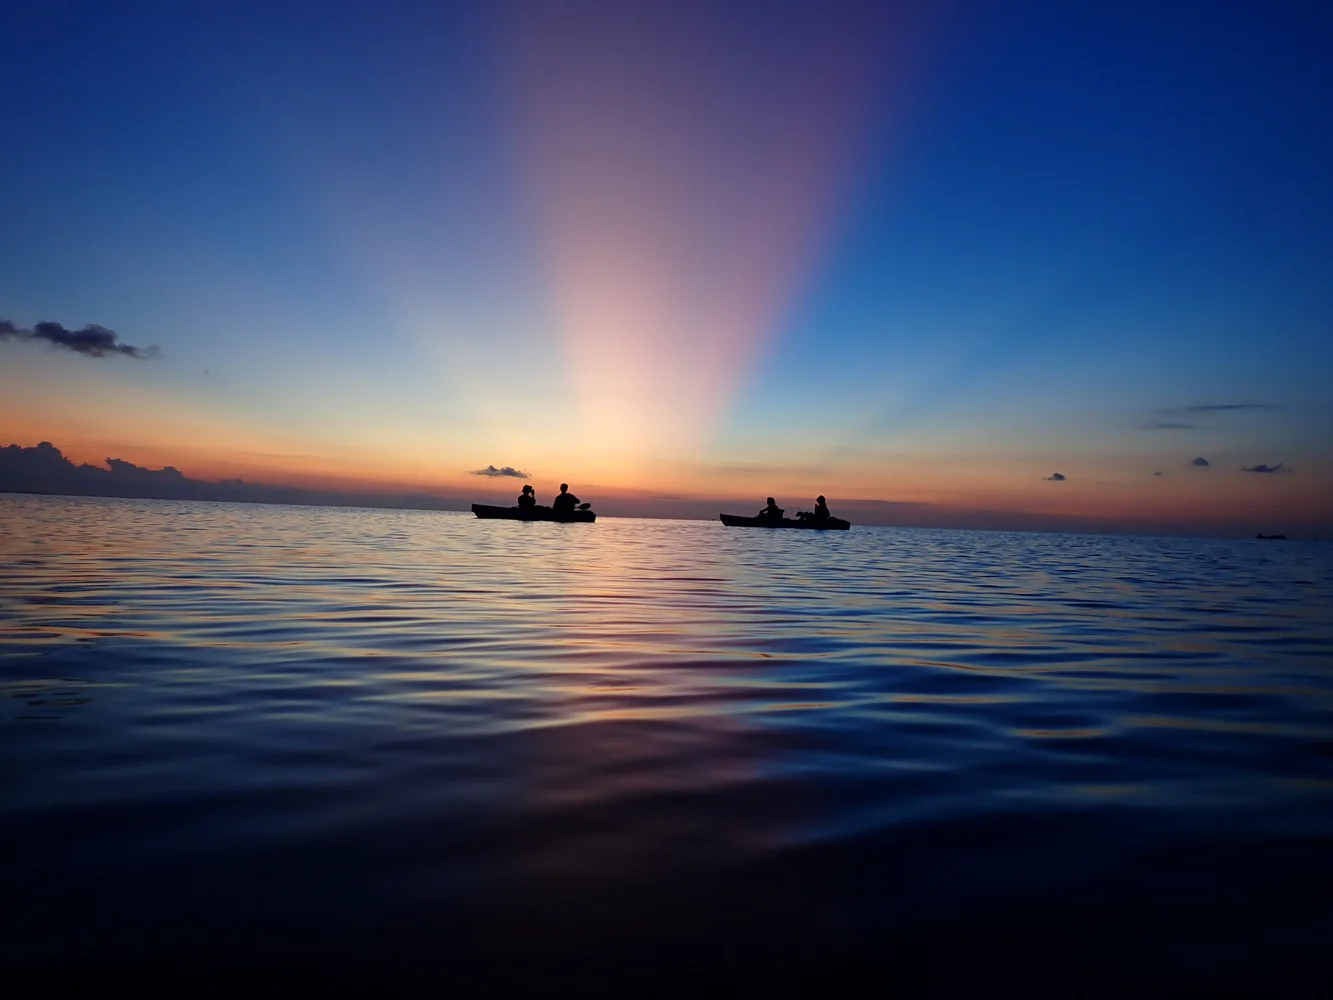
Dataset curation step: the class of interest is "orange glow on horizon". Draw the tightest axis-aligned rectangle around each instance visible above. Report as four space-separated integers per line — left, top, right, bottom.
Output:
4 414 1329 532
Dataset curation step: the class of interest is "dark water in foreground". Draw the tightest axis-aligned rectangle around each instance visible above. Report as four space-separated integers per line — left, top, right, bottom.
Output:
3 495 1332 989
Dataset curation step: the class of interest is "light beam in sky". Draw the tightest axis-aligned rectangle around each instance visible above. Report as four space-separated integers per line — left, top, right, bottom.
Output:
498 0 904 472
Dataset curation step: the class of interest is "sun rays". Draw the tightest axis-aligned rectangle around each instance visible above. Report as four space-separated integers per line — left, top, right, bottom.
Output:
498 0 899 466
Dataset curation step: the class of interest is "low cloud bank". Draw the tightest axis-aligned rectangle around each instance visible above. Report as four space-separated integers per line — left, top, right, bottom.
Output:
1192 457 1210 467
472 465 529 478
0 318 160 358
1242 463 1285 474
1044 473 1067 482
0 441 469 511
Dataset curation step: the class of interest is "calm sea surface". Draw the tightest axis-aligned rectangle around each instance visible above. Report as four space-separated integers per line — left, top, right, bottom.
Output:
3 494 1332 987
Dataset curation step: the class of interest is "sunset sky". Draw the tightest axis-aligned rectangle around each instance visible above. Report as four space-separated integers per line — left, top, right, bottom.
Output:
2 1 1330 532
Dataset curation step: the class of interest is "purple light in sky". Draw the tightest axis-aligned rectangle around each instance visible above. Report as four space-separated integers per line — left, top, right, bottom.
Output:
499 0 906 457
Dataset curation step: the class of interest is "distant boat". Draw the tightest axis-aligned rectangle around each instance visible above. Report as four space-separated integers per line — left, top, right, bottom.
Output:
1256 533 1287 540
472 503 596 523
719 513 850 531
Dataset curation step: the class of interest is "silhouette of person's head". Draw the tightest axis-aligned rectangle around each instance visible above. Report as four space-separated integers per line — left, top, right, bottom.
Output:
817 495 825 503
522 485 533 495
767 497 775 505
560 484 569 493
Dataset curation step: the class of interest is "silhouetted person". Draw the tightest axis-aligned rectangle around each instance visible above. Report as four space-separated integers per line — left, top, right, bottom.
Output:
517 484 536 509
757 497 784 519
552 483 580 513
813 495 830 520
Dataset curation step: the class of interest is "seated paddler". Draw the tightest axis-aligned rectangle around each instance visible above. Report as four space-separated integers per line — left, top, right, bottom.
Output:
517 484 536 509
552 483 581 513
757 497 784 519
813 495 830 520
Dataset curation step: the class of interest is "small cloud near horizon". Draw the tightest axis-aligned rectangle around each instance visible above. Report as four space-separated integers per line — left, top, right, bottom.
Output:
1159 403 1278 416
1153 471 1163 476
0 318 160 359
1186 403 1278 413
1145 422 1196 430
1191 457 1210 467
471 464 530 478
1242 463 1285 474
1043 472 1067 482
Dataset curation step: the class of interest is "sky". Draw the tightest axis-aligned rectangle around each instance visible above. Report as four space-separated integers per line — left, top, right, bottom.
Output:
2 0 1331 534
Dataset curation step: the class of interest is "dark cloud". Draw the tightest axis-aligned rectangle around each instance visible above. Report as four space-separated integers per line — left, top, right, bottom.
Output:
0 441 469 511
1145 422 1196 430
1153 471 1163 476
1242 463 1285 474
1159 403 1277 416
1043 473 1067 482
1191 457 1210 467
471 464 530 478
0 318 160 358
1185 404 1278 413
106 457 186 480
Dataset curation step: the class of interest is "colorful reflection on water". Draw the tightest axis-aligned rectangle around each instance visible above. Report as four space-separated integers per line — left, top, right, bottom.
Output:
2 495 1331 986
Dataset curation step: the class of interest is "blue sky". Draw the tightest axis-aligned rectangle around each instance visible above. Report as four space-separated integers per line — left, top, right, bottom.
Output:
1 0 1330 529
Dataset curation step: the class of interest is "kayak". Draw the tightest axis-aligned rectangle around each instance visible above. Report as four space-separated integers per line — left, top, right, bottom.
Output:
471 503 596 523
719 513 850 531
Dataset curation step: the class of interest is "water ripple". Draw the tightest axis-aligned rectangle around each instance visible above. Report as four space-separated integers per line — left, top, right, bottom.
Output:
2 495 1331 984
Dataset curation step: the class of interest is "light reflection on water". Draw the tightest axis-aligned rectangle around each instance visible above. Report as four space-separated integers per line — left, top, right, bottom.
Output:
1 494 1331 983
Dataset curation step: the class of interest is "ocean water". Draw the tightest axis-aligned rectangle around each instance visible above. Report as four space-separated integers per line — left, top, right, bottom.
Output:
3 494 1332 988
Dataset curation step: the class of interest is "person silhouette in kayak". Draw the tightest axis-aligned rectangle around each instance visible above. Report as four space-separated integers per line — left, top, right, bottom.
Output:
552 483 581 513
517 484 536 509
757 497 784 519
796 495 833 522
